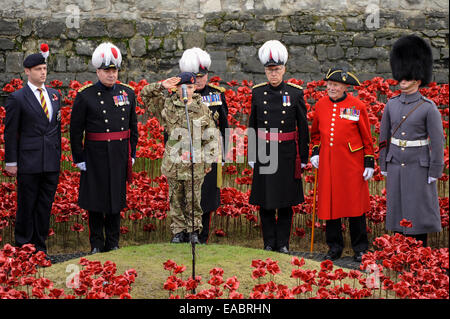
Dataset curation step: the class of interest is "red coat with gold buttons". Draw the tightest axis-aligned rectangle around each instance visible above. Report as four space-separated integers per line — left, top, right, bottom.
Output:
310 93 374 220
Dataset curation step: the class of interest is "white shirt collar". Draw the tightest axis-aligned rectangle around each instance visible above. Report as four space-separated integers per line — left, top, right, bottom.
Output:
28 81 46 93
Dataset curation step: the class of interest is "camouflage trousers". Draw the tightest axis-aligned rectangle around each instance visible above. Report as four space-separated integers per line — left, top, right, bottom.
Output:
167 177 203 235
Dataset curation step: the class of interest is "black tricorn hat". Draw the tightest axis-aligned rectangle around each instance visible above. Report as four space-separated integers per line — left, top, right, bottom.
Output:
390 35 433 87
324 68 361 86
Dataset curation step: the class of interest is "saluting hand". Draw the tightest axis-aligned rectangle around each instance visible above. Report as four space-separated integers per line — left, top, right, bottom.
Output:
162 77 181 90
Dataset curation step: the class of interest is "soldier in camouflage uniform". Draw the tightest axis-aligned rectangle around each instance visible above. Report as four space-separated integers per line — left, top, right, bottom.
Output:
141 72 220 244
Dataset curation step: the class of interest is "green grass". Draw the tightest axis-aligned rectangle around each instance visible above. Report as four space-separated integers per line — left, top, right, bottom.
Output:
44 243 354 299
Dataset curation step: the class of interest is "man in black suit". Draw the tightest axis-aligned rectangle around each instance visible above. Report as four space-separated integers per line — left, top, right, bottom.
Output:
70 42 138 254
4 44 61 255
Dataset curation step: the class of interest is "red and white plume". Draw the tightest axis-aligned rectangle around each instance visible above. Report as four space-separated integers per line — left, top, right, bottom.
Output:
179 47 211 73
40 43 49 60
258 40 288 65
91 42 122 69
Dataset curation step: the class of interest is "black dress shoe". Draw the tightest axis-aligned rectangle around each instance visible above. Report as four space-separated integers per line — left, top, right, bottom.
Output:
264 246 274 251
171 231 187 243
278 246 289 254
353 251 366 262
188 231 200 244
323 250 342 261
90 247 102 254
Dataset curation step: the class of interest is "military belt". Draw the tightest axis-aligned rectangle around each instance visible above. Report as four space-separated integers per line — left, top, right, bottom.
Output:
391 137 429 147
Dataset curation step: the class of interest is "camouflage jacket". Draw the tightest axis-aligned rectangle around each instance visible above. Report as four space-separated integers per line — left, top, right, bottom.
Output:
141 82 220 180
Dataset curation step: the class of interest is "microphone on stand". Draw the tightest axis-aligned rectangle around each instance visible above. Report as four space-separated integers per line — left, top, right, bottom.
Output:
182 84 188 104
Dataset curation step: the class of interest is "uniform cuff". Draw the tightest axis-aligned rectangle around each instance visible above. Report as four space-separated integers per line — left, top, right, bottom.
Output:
311 145 320 157
364 155 374 168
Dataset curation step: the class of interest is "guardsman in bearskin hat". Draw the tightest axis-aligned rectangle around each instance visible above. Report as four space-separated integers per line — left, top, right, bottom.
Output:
140 71 220 244
179 48 229 244
248 40 310 253
69 42 138 254
379 35 445 246
4 44 61 256
310 67 375 262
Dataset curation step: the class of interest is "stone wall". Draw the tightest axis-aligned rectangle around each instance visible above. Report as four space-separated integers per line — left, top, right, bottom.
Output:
0 0 448 100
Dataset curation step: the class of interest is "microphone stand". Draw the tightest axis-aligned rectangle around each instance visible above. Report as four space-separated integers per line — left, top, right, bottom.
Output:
182 89 196 294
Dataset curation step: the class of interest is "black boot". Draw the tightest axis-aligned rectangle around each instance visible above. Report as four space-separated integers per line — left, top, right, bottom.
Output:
171 231 187 243
189 231 200 244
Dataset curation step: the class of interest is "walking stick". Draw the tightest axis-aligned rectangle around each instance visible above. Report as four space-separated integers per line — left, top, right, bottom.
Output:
310 168 318 253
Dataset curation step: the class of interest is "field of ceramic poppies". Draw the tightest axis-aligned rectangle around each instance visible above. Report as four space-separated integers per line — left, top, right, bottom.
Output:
0 77 448 299
0 76 448 251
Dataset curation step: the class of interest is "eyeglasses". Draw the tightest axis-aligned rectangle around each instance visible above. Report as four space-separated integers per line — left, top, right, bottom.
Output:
265 67 284 74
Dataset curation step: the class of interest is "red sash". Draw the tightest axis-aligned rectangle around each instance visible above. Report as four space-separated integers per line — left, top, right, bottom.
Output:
257 129 302 179
86 130 132 183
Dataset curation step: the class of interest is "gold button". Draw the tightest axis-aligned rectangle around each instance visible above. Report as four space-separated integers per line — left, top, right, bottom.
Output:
100 101 104 104
330 138 334 141
401 163 405 166
331 128 334 131
279 130 283 133
332 113 336 117
264 101 267 104
402 116 406 119
264 121 268 124
333 104 337 107
279 140 282 143
331 123 335 126
332 118 335 121
330 143 333 146
108 139 111 142
401 132 406 136
120 138 122 141
122 108 125 111
266 140 269 144
401 147 405 151
264 110 268 114
282 110 286 114
97 92 101 96
103 110 106 114
281 120 284 124
105 119 108 123
330 133 334 136
121 127 124 131
264 92 267 95
106 129 110 132
121 117 125 121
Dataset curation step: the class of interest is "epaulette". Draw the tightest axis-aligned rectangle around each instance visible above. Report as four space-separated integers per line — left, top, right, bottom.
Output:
287 82 303 90
252 82 268 89
421 96 434 104
208 83 226 93
119 82 135 91
77 83 93 92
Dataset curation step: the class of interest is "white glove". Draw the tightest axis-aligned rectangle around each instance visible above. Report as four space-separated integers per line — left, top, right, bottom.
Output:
381 171 387 176
310 155 319 169
76 162 86 171
363 167 374 181
132 158 135 166
301 163 306 169
428 176 437 184
248 161 254 169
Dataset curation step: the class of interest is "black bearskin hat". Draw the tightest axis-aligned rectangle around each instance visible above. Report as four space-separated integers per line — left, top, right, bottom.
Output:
389 34 433 87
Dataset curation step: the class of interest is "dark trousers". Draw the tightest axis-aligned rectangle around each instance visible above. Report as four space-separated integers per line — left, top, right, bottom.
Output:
15 172 60 253
394 232 428 247
88 211 121 251
326 214 368 254
199 211 212 244
260 207 293 250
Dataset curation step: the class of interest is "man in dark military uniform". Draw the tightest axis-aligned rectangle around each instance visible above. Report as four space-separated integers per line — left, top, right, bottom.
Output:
70 42 138 254
4 44 61 256
179 48 229 244
248 40 309 253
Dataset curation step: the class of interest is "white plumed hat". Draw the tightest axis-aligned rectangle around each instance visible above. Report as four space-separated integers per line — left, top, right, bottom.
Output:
258 40 288 66
91 42 122 69
179 47 211 76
